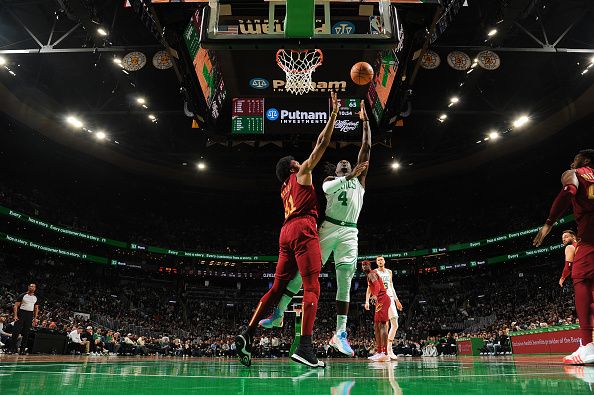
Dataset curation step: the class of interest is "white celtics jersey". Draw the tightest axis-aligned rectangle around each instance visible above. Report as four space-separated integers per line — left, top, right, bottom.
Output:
324 177 365 224
377 268 394 298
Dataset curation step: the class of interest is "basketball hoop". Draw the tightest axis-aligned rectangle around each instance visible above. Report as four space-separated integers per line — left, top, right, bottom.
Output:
276 49 323 95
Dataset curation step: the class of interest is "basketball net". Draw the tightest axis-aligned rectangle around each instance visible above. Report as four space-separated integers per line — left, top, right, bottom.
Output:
276 49 323 95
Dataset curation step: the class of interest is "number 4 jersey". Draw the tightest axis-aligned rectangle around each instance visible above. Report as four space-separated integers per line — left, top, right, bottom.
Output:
324 177 365 226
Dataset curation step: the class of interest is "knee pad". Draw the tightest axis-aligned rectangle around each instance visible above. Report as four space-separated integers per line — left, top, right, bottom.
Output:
335 262 356 302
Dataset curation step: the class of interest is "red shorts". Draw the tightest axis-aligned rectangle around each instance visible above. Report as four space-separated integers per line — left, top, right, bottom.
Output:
374 295 391 323
275 215 321 280
573 242 594 280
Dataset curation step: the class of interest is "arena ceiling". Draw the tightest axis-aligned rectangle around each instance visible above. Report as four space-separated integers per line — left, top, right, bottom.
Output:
1 0 594 191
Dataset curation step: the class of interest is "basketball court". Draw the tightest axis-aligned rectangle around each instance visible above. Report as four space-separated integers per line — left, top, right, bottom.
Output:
0 355 590 394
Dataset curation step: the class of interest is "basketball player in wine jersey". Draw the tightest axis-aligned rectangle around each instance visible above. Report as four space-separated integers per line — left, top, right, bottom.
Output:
362 260 391 362
533 149 594 364
559 230 578 288
259 100 371 357
235 92 340 369
365 256 403 360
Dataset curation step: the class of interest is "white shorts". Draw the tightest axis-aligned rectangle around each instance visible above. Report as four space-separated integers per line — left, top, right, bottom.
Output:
319 221 358 268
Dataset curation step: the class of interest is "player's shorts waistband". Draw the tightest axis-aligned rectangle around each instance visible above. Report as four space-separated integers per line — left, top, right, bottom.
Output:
324 216 357 228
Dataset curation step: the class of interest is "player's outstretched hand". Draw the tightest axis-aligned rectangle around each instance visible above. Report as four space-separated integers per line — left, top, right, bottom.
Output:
358 100 368 121
331 92 338 114
533 224 552 247
349 161 368 178
396 300 403 311
559 277 565 287
364 302 370 311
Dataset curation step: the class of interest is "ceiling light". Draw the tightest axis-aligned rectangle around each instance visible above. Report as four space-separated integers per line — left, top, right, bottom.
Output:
438 114 447 120
513 115 530 128
66 116 83 128
450 96 459 104
148 114 156 120
467 68 474 74
476 140 482 144
488 131 500 140
0 56 6 66
136 97 146 105
391 161 401 170
113 57 122 65
97 28 108 36
96 131 106 140
487 29 497 37
122 70 129 75
590 56 594 64
197 162 206 170
582 69 590 75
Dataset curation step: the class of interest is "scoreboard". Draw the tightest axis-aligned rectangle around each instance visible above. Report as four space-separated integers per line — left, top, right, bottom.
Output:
232 98 265 134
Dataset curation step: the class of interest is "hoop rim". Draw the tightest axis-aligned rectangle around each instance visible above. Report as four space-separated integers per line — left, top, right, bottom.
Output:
276 48 324 74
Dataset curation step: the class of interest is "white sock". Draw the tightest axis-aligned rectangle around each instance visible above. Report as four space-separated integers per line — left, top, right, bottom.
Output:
336 315 347 333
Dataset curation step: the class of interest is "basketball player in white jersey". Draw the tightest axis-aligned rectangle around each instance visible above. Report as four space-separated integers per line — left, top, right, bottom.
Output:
259 100 371 356
365 256 402 360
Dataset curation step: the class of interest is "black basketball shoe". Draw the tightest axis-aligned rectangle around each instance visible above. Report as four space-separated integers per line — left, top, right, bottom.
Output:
236 332 253 367
291 338 325 368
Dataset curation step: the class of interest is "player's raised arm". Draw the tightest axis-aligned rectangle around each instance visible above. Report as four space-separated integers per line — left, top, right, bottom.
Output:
356 100 371 188
533 170 579 247
297 92 339 184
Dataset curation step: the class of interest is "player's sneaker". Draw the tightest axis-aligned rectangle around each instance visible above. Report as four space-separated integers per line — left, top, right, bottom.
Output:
258 307 284 329
329 331 354 357
235 332 253 367
563 343 594 365
373 352 390 362
291 340 325 368
368 352 383 361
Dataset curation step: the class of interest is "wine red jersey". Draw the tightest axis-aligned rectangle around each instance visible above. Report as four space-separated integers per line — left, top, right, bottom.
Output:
281 173 319 224
366 269 387 299
574 167 594 243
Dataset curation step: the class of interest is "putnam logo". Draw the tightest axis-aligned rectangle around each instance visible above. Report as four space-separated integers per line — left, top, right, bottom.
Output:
249 78 269 89
273 80 346 92
267 109 328 125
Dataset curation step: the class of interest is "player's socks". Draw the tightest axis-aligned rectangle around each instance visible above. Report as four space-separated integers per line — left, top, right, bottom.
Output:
278 294 293 313
336 315 347 332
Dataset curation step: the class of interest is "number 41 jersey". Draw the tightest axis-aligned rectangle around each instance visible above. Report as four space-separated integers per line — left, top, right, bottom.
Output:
324 177 365 224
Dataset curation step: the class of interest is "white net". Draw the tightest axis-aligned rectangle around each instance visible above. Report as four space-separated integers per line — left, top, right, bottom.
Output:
276 49 323 95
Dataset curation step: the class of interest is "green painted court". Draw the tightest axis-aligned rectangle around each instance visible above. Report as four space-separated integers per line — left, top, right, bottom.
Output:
0 356 591 394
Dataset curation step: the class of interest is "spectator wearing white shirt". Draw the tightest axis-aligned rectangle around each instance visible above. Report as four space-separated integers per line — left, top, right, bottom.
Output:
69 327 88 354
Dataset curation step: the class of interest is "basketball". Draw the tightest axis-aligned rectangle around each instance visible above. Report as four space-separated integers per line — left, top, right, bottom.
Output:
350 62 374 85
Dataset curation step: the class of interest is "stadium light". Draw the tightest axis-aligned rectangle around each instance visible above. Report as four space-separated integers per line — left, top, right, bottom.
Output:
582 69 590 75
487 29 498 37
488 131 500 140
66 116 84 128
448 97 459 107
97 28 108 36
136 97 146 105
391 161 401 170
590 56 594 64
113 57 122 65
438 114 447 122
513 115 530 128
148 114 156 121
96 131 106 140
0 56 6 66
197 162 206 171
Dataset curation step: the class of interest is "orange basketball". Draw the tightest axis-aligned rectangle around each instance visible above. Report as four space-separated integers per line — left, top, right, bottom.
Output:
350 62 374 85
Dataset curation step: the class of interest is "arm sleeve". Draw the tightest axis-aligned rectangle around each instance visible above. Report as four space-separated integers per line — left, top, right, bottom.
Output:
322 177 347 194
561 261 572 280
545 185 577 225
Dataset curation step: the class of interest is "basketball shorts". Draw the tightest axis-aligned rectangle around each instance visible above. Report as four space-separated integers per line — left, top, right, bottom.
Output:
319 221 358 268
275 215 322 280
573 242 594 280
374 295 392 323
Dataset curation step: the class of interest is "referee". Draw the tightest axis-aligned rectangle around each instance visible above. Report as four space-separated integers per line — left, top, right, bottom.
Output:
11 283 39 354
